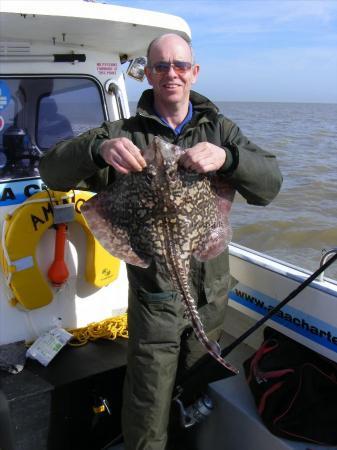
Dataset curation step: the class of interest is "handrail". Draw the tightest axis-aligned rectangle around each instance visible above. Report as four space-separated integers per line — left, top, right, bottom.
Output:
319 248 337 282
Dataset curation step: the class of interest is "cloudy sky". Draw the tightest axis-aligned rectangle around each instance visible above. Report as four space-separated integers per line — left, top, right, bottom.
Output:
106 0 337 103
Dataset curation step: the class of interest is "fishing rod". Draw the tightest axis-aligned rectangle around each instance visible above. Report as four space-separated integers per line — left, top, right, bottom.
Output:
174 250 337 408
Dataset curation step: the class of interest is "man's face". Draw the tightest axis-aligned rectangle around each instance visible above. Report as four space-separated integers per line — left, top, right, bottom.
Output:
145 36 199 108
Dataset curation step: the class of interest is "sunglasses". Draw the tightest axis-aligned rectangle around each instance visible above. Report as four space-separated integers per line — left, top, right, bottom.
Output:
150 61 193 74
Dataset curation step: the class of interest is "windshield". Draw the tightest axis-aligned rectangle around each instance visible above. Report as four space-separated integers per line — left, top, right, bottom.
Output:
0 77 105 180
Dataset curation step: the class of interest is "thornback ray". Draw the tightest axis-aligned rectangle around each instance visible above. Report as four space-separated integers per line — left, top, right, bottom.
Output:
82 136 238 374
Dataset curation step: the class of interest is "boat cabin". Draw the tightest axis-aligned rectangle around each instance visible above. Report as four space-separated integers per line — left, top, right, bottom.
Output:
0 0 190 344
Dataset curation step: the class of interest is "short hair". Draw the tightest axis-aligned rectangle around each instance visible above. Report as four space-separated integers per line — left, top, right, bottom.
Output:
146 33 194 66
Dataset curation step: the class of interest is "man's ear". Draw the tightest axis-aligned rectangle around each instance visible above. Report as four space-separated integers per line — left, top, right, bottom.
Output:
191 64 200 84
144 67 153 86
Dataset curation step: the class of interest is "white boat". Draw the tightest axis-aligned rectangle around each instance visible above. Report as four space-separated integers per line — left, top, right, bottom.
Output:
1 2 336 449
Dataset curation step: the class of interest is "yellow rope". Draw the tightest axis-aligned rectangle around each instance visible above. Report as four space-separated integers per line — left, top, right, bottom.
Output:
68 313 128 346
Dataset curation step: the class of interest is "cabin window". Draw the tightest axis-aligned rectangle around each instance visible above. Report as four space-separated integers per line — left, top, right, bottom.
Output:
0 77 105 180
37 79 105 149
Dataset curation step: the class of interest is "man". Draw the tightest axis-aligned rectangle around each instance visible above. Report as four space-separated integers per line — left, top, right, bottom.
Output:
39 34 282 450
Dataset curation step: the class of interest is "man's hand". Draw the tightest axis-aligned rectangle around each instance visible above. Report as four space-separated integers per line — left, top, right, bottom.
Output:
99 137 146 174
179 142 226 173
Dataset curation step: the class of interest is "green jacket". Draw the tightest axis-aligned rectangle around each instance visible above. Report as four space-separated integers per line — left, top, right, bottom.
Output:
39 89 282 306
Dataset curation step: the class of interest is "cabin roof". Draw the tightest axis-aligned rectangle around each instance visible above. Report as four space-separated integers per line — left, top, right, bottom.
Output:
0 1 191 58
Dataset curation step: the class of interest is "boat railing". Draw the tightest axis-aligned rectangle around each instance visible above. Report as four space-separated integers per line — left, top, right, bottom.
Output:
319 248 337 282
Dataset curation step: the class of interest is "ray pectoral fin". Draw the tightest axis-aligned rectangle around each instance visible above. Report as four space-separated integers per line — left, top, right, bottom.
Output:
116 245 151 267
100 226 151 268
81 197 150 268
211 177 235 204
193 221 233 261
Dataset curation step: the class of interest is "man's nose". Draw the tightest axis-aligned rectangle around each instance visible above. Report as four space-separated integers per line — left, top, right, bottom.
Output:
166 65 178 76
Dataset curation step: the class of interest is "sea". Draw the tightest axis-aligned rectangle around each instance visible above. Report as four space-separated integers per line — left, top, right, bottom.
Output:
130 100 337 280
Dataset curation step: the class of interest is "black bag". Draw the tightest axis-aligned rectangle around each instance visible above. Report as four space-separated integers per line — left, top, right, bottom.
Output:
243 327 337 445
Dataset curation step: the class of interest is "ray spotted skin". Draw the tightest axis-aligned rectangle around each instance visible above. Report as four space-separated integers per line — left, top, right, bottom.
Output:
82 137 238 374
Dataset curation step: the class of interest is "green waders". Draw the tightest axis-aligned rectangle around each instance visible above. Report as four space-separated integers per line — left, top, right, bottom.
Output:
121 274 228 450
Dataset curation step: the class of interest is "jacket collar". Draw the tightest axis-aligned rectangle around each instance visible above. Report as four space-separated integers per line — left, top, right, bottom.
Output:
136 89 219 119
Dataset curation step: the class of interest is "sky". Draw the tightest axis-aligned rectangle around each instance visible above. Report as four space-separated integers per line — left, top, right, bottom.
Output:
103 0 337 103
